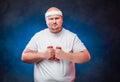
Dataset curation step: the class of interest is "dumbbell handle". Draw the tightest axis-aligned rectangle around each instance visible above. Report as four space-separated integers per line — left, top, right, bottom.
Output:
47 46 53 48
56 46 61 49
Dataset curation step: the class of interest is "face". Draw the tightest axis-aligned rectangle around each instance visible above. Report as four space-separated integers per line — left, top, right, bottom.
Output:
46 14 63 33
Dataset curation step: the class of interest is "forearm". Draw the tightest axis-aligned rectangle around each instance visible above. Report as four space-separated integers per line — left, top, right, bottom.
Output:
63 50 91 64
21 49 44 64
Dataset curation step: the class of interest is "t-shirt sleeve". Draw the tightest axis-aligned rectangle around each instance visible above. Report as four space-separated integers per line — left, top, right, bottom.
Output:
25 34 38 51
72 35 86 53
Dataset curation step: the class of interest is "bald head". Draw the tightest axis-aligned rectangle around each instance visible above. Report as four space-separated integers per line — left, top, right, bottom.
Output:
45 7 62 18
46 7 61 12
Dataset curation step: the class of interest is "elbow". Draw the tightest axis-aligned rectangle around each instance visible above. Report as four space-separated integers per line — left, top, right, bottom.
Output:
77 51 91 64
21 57 25 62
21 53 34 64
84 52 91 63
21 54 26 63
84 50 91 63
87 53 91 62
21 53 29 63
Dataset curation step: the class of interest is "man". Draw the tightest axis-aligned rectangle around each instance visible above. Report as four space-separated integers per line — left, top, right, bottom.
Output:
21 7 91 82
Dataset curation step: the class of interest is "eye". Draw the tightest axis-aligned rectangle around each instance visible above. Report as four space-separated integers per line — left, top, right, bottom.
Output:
55 17 59 20
49 18 53 20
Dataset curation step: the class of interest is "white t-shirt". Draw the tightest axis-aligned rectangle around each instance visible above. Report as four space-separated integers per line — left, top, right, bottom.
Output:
25 28 86 82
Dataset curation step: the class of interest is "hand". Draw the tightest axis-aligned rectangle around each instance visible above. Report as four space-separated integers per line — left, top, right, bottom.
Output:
55 48 66 60
43 48 55 60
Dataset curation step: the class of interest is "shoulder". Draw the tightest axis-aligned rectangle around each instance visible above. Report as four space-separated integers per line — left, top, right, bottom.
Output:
31 28 48 39
63 28 77 37
34 28 48 36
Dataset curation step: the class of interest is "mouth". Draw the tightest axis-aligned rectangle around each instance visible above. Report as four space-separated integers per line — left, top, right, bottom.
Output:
52 24 57 27
51 24 58 30
51 27 59 30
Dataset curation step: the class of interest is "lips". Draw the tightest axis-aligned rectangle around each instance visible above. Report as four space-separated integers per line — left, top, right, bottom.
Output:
53 24 57 27
51 24 58 30
52 27 59 30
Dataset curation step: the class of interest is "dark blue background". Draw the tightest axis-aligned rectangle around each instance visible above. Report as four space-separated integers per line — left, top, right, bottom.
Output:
0 0 120 82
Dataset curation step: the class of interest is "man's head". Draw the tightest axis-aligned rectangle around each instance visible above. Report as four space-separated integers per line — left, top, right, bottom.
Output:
45 7 63 33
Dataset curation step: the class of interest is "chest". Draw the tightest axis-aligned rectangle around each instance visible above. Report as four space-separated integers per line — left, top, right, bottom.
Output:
36 34 74 53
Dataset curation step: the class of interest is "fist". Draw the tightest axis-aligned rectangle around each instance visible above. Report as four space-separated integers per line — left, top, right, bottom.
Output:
55 46 66 60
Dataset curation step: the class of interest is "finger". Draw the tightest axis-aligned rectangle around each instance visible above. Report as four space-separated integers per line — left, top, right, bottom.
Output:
54 57 59 61
56 46 61 49
48 53 55 60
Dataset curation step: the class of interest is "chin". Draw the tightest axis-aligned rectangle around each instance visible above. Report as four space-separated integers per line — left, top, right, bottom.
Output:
51 30 61 33
49 27 62 33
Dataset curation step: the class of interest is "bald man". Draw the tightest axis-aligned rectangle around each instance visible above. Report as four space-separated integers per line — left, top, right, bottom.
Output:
21 7 91 82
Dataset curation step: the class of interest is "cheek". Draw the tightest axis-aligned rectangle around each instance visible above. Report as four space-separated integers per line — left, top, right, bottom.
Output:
46 21 51 26
46 20 50 24
58 21 63 25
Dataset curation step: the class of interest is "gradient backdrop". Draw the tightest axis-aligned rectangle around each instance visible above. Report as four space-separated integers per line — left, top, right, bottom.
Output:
0 0 120 82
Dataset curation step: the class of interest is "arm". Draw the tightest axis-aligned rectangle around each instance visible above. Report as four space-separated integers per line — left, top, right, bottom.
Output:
21 48 44 64
55 49 91 64
21 48 55 64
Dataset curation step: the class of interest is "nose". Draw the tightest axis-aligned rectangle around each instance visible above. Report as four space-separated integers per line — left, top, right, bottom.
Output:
53 19 56 23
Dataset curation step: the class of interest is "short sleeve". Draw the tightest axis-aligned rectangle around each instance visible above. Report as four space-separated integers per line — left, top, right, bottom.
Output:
72 35 86 53
25 34 38 51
